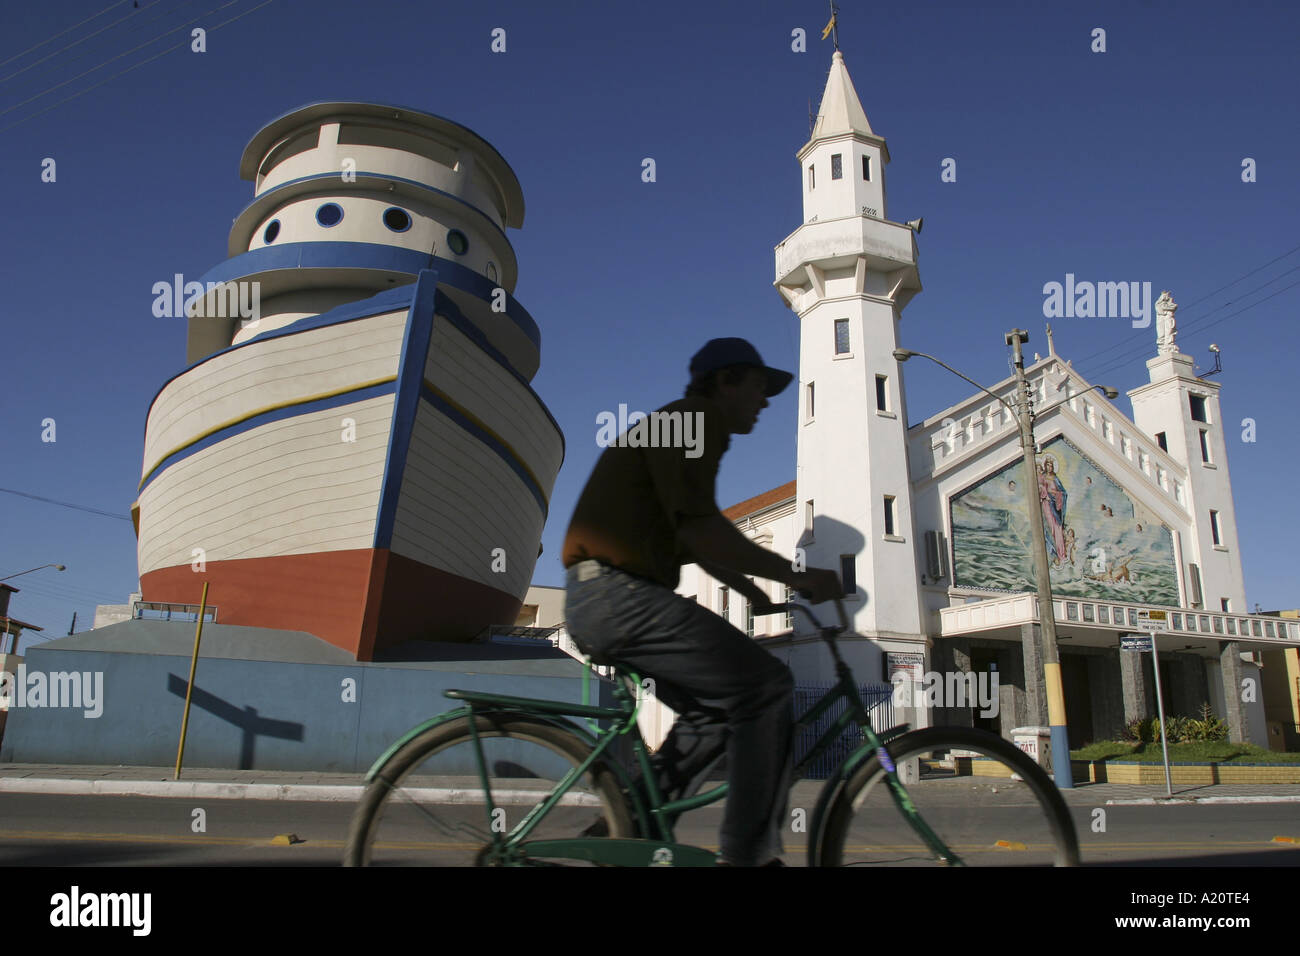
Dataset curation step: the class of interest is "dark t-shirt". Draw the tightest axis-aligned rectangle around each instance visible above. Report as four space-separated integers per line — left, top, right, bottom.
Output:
562 396 730 588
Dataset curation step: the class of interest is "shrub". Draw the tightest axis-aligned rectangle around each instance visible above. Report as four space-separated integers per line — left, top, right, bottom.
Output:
1119 706 1228 744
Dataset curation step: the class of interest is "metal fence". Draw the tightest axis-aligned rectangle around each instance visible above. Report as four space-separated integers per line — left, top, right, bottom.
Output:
793 681 895 779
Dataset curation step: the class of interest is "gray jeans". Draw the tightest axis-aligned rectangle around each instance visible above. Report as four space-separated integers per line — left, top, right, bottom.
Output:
565 560 794 865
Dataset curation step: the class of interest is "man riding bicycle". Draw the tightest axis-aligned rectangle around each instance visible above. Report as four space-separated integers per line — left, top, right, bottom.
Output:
562 337 843 867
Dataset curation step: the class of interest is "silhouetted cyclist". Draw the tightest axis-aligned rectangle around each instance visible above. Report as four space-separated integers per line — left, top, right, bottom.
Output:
563 337 842 867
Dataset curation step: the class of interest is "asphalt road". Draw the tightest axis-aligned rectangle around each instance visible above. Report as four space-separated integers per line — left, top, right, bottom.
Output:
0 793 1297 866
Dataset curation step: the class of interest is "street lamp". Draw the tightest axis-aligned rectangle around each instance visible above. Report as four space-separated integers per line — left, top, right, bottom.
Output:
0 564 67 582
895 336 1117 790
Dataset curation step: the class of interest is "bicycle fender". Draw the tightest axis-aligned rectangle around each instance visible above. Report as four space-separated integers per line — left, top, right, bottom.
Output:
363 707 631 789
363 706 476 781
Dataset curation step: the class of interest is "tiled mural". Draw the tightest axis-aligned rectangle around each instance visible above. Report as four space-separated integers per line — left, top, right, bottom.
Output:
950 436 1180 604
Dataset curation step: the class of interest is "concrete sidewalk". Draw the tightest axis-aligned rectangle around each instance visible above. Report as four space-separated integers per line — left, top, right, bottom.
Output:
2 762 1298 807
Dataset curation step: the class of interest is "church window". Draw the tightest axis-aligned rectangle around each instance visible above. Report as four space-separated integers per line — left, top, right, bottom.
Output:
840 555 856 594
1156 431 1167 451
883 495 896 536
447 229 469 255
835 318 850 354
862 155 871 181
875 374 889 411
806 500 814 537
831 154 843 180
718 586 729 618
262 219 280 244
1209 509 1221 545
784 586 794 629
806 382 815 421
808 165 815 190
746 593 755 637
1199 429 1211 463
1190 394 1208 422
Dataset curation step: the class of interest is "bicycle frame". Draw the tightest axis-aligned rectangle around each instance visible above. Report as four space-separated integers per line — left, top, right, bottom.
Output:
384 600 965 866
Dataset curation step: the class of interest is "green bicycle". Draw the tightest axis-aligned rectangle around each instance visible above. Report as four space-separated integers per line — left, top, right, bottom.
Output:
344 599 1080 867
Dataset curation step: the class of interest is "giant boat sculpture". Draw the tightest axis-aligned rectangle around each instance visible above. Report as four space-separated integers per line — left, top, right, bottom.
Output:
133 103 563 660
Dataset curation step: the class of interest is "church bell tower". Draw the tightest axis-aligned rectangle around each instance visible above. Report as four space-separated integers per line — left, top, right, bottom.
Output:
774 51 927 648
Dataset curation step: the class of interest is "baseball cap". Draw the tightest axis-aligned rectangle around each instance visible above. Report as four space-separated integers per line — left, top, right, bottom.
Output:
688 338 794 397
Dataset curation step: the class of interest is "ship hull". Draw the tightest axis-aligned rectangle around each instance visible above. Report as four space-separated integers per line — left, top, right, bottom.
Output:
135 269 562 660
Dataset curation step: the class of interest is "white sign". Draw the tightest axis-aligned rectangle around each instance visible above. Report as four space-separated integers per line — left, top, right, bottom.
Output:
887 652 924 682
1136 609 1168 632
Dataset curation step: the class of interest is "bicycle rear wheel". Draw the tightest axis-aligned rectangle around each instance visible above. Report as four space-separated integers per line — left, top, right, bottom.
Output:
345 712 635 866
816 726 1079 867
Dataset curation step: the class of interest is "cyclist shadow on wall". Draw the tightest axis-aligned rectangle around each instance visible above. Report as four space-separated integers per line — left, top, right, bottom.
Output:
616 512 870 786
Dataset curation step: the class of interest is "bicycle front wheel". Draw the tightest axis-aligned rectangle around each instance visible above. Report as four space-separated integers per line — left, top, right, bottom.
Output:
816 726 1079 867
345 713 635 866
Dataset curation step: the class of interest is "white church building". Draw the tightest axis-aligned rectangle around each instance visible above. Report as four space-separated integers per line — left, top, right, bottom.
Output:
671 51 1300 751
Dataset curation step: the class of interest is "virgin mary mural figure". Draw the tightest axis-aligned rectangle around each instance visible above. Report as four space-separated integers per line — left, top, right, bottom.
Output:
1038 455 1068 567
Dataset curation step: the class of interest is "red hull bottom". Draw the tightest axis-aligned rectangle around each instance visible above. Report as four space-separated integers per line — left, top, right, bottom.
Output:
140 549 523 661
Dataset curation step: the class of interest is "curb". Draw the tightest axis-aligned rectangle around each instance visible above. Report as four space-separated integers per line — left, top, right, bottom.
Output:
1104 795 1300 806
0 778 602 805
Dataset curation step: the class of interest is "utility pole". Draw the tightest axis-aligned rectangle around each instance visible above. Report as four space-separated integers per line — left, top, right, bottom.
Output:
1006 328 1073 789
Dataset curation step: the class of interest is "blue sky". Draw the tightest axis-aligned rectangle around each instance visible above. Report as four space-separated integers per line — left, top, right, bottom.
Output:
2 0 1297 651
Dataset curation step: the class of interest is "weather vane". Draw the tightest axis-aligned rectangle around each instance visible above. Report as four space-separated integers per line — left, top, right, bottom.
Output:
822 1 841 51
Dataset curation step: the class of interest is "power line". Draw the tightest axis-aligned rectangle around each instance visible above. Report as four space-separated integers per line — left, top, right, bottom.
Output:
2 0 204 91
0 0 152 84
0 0 240 120
0 486 132 522
7 579 128 607
1076 261 1300 383
1085 277 1300 382
0 0 130 69
1068 243 1300 377
0 0 275 133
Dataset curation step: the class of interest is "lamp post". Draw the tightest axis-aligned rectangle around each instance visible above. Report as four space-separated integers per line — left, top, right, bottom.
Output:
894 335 1117 790
0 564 66 582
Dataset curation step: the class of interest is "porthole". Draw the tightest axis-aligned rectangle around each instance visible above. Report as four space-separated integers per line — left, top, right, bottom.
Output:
316 203 344 227
263 219 281 243
383 207 412 232
485 261 497 282
447 229 469 255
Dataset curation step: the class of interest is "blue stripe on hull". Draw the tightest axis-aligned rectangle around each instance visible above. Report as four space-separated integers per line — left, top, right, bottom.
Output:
139 380 397 495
